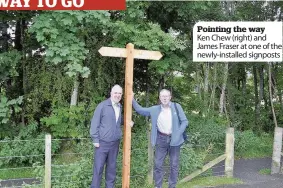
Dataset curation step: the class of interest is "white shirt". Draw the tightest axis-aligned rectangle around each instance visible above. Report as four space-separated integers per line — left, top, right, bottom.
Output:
157 106 172 134
111 101 120 123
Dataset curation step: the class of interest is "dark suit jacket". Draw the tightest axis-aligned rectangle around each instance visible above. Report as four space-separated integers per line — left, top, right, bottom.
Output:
90 98 122 143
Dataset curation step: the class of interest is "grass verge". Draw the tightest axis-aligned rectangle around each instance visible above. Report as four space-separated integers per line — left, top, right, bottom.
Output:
259 168 271 175
0 168 35 179
176 176 243 188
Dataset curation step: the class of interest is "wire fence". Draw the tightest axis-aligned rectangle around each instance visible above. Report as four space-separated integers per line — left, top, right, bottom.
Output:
0 130 230 188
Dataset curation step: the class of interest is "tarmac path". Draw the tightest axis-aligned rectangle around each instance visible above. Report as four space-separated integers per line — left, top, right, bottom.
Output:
212 157 283 188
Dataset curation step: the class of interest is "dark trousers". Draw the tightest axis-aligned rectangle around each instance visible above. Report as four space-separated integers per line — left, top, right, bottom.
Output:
91 140 120 188
154 133 181 188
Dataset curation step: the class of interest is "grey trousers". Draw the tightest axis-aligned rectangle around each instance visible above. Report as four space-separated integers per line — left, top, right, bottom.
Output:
90 140 120 188
154 133 181 188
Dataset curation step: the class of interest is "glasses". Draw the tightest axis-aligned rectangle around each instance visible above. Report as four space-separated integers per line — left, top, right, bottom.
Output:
160 95 171 98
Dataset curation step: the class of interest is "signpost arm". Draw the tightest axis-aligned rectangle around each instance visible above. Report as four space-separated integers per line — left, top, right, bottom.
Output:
122 43 134 188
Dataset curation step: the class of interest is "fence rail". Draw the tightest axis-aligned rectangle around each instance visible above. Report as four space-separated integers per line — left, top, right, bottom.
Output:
0 128 236 188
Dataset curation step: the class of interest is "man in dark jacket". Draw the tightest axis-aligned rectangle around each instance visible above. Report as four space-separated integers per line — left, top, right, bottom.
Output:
90 85 123 188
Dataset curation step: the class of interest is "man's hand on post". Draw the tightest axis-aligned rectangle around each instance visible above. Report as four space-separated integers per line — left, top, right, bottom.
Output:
93 143 100 148
129 121 134 128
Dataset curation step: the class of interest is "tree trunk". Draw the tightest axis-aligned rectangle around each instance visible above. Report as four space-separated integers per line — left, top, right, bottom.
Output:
278 89 283 112
1 21 9 89
272 63 277 99
0 21 9 52
219 63 228 115
268 63 278 128
70 77 79 106
15 20 23 51
227 74 236 126
204 62 209 93
259 65 268 110
274 63 283 111
204 63 209 115
259 65 264 103
21 19 27 125
208 62 217 114
253 65 260 128
158 76 165 93
195 64 202 100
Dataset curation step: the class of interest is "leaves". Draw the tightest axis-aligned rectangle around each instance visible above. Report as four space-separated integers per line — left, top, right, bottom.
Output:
0 50 21 81
40 103 91 138
29 11 111 78
0 95 23 125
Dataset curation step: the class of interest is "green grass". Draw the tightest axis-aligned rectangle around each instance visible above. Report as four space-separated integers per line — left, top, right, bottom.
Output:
259 168 271 175
140 176 243 188
176 176 243 188
0 168 36 179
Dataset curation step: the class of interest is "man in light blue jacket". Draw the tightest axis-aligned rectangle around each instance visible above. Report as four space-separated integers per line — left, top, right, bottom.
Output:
132 89 188 188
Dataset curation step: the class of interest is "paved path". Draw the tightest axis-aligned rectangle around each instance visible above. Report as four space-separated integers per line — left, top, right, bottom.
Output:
212 157 283 188
0 178 40 187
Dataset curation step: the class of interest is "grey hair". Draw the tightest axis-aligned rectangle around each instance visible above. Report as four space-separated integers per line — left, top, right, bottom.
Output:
159 89 171 96
111 84 123 93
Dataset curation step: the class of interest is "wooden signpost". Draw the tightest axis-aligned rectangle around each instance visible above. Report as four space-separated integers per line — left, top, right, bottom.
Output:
99 43 162 188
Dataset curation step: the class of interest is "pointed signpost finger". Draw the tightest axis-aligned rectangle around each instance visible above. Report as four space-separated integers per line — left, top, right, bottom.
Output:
99 47 163 60
98 43 163 188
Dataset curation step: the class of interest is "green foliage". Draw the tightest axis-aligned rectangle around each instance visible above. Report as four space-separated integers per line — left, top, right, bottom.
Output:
24 61 73 122
111 21 186 52
40 97 102 138
0 168 34 180
1 4 283 187
25 157 92 188
40 103 91 138
0 122 60 167
179 145 204 178
235 131 273 158
177 176 242 188
29 11 111 78
0 95 23 125
51 158 93 188
0 50 21 80
110 6 187 80
189 115 227 148
259 168 271 175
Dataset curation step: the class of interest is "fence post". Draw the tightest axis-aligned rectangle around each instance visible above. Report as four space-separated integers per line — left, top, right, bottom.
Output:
45 134 52 188
225 127 234 177
147 126 153 184
271 127 283 174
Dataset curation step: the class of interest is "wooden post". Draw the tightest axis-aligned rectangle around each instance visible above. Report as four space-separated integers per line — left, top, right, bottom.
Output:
98 44 162 188
45 134 51 188
147 126 153 184
122 43 134 188
225 127 234 177
271 127 283 174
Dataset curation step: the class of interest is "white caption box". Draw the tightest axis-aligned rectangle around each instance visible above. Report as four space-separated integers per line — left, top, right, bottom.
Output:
193 22 283 62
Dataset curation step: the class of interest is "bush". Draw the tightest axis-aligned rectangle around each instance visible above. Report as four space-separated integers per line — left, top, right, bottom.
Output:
40 102 95 138
235 130 273 158
188 115 226 149
0 122 60 167
179 145 204 178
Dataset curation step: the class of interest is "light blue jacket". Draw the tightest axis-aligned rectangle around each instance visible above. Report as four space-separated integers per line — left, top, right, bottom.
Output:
132 99 188 147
